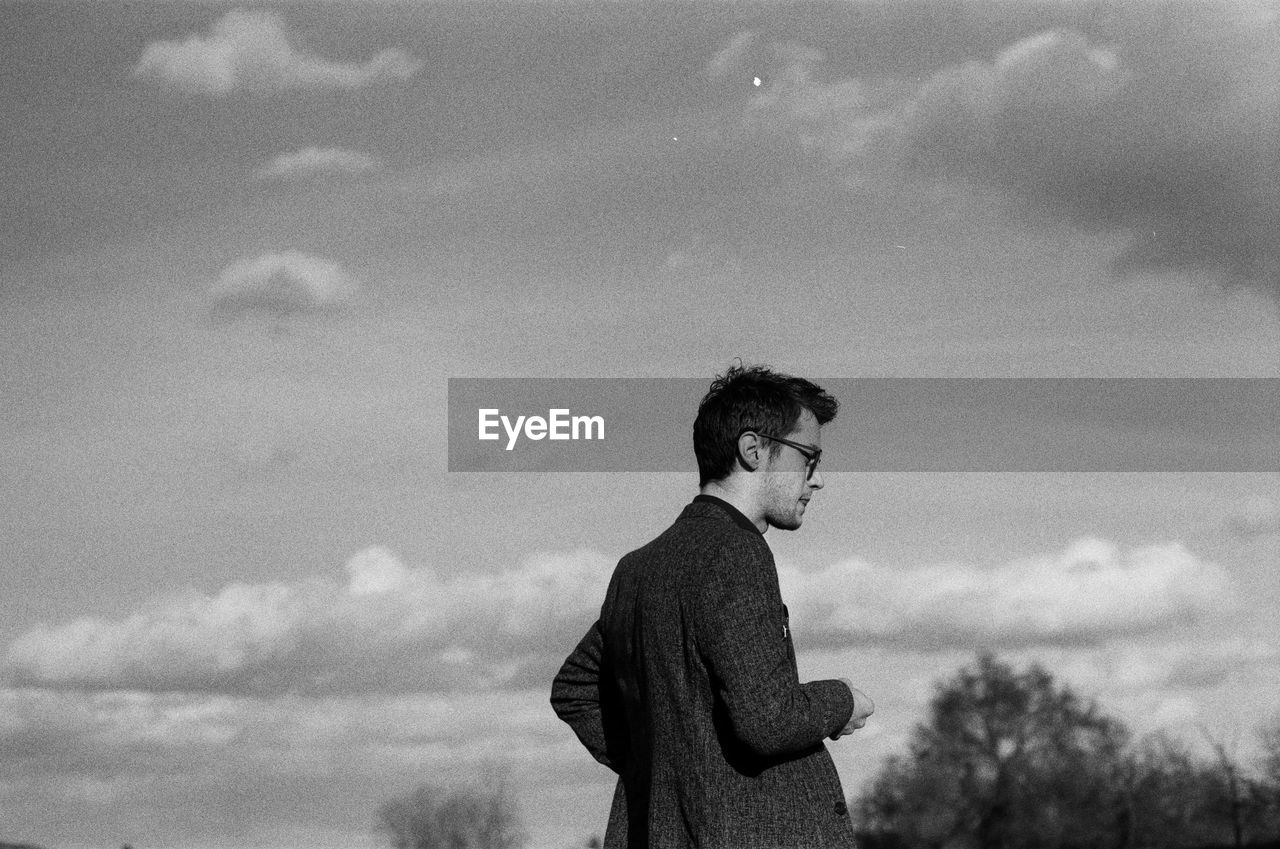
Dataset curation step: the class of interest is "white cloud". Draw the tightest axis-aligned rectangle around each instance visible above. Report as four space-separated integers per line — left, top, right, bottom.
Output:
210 250 358 320
133 8 421 96
3 547 611 696
1025 637 1280 745
4 536 1237 697
735 28 1126 185
1045 638 1279 695
779 537 1236 650
725 6 1280 298
253 147 386 181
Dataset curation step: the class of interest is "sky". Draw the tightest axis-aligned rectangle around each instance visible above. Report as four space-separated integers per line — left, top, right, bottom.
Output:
2 1 1279 848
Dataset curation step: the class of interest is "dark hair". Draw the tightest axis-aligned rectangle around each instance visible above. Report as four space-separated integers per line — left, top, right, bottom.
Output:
693 364 838 486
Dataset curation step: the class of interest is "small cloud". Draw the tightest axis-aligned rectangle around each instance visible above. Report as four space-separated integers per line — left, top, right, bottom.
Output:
217 435 300 478
345 546 415 596
253 147 386 182
133 8 421 96
779 537 1236 651
1224 497 1280 538
706 30 821 95
707 31 758 81
210 251 358 320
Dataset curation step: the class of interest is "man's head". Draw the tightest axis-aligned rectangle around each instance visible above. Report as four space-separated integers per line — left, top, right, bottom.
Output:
693 365 838 529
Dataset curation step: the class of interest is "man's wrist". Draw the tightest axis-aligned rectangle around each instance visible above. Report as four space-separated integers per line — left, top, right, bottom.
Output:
830 678 857 738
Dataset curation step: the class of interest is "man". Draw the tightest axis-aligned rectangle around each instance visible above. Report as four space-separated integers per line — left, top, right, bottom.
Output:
551 365 875 849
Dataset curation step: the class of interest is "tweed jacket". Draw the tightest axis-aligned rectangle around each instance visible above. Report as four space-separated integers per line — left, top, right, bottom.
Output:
551 498 857 849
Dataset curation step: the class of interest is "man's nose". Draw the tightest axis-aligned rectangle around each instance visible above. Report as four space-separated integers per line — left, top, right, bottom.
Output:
809 469 824 490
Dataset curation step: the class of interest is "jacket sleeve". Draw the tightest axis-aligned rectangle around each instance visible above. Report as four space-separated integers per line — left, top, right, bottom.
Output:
550 619 623 772
694 543 854 757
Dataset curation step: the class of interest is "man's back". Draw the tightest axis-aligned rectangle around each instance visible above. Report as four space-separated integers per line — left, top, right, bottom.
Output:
556 497 857 849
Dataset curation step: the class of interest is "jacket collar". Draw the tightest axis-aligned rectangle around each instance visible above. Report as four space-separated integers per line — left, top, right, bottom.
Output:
690 494 763 535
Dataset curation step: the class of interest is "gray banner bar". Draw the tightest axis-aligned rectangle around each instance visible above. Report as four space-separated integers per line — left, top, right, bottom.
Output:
447 378 1279 472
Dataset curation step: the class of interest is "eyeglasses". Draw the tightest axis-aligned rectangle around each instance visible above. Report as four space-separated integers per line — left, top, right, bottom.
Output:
755 432 822 479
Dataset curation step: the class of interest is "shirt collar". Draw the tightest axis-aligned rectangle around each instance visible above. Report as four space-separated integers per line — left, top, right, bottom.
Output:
693 494 763 535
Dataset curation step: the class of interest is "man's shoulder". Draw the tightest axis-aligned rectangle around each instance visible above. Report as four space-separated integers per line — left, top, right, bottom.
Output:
623 500 769 565
605 501 777 620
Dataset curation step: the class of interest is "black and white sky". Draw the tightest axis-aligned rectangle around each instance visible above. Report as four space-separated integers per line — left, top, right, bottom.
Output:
3 2 1279 848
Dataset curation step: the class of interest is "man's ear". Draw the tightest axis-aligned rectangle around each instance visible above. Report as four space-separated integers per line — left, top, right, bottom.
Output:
736 431 764 472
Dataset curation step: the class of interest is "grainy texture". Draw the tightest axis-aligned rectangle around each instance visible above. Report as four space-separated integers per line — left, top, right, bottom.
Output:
552 499 857 849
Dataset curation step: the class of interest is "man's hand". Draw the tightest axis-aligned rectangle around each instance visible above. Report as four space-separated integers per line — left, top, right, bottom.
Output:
835 678 875 738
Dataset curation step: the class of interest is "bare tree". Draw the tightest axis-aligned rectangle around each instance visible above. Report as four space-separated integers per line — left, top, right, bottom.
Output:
377 769 525 849
1201 724 1247 849
1256 713 1280 840
1122 732 1233 849
1262 715 1280 790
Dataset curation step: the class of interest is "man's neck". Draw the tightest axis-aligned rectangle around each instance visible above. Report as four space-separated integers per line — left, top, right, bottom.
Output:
699 481 767 533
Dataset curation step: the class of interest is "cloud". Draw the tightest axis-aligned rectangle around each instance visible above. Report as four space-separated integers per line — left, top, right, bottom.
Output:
0 686 553 780
1030 637 1280 741
210 250 358 320
2 538 1242 695
708 30 832 97
1224 497 1280 537
0 685 563 848
779 537 1236 651
722 5 1280 298
3 547 610 696
1047 638 1279 695
253 147 386 181
707 31 759 82
133 8 421 96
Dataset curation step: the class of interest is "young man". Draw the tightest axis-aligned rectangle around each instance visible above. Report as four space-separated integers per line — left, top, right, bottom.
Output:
551 365 875 849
